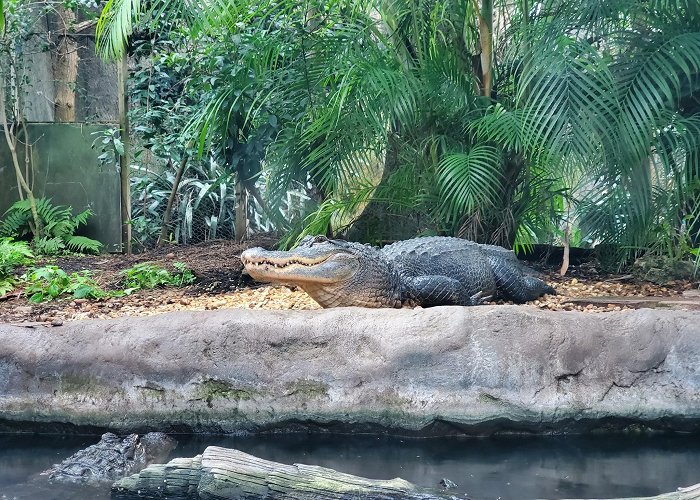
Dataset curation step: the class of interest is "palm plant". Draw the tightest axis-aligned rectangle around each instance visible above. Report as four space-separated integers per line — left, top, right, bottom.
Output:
492 0 700 262
97 0 700 263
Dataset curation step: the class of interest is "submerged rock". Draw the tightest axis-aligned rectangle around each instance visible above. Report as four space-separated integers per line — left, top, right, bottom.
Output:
43 432 176 482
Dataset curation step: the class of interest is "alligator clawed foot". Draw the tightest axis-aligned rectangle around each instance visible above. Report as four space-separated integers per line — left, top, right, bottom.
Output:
469 291 493 306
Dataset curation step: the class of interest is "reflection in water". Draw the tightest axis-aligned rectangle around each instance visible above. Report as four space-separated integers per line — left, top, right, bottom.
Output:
0 433 699 499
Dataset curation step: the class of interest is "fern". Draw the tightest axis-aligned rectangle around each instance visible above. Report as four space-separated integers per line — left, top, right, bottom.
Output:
72 210 93 228
1 199 103 255
66 236 103 253
0 207 32 238
0 279 14 297
35 237 66 256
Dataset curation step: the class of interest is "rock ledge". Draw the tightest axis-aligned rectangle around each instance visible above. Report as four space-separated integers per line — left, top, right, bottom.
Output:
0 306 698 434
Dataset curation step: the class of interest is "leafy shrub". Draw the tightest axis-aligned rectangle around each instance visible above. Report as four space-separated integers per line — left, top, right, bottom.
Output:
1 198 103 255
0 281 12 298
121 261 195 293
0 238 34 297
23 266 106 303
130 161 239 248
0 237 34 276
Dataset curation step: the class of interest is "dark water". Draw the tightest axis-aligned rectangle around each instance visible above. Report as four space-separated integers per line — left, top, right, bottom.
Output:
1 433 699 499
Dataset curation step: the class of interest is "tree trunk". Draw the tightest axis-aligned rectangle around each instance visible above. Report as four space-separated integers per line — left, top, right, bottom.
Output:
560 202 572 276
476 0 493 97
112 446 452 500
234 177 248 243
0 84 42 238
158 155 189 246
560 227 571 276
53 5 78 122
112 446 700 500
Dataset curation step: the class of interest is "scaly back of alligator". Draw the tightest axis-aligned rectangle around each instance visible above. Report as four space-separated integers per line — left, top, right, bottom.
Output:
381 237 554 304
381 237 498 304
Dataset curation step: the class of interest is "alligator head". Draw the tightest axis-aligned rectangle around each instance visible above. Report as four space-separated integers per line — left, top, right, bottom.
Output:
240 235 402 308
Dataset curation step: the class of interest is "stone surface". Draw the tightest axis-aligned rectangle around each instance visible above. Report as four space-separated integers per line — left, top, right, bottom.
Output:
0 306 699 434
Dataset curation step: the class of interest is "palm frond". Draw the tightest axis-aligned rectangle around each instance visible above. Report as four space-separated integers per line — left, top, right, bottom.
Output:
96 0 143 59
516 37 620 163
437 144 503 223
615 32 700 167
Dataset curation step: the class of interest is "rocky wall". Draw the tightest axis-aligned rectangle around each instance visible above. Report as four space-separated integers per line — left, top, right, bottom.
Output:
0 306 698 435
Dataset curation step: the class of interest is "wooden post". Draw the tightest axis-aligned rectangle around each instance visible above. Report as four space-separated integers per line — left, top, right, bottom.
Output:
117 52 131 254
53 5 78 122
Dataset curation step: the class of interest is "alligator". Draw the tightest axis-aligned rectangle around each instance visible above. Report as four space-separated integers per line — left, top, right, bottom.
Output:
43 432 177 482
241 235 555 308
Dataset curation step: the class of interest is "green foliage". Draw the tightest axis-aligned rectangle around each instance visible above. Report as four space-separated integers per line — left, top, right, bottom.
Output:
97 0 700 266
0 237 34 297
95 0 141 59
0 280 13 297
130 161 238 248
92 127 124 170
0 237 33 276
437 146 503 223
120 261 195 292
23 265 105 303
1 198 103 255
125 29 282 247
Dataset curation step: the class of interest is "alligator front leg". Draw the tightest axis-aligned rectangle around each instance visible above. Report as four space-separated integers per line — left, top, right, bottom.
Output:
488 256 556 303
468 290 493 305
404 276 491 307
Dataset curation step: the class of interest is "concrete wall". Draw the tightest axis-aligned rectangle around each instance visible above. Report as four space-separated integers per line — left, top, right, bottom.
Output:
2 8 122 251
22 8 119 122
0 123 122 251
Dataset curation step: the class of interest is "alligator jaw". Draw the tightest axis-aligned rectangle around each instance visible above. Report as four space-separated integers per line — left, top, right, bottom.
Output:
240 247 358 284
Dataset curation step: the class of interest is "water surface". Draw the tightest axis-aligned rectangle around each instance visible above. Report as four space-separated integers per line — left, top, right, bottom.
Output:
1 433 699 499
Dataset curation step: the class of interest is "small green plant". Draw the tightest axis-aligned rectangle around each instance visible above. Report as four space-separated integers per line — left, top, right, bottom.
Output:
172 262 196 286
91 127 124 171
0 238 34 296
23 265 106 303
0 277 14 297
121 261 195 293
1 198 103 255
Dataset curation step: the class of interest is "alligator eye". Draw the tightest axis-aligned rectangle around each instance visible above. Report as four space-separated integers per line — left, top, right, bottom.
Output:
312 235 329 244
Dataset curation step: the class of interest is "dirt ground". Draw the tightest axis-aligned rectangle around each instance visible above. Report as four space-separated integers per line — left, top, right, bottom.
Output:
0 236 698 325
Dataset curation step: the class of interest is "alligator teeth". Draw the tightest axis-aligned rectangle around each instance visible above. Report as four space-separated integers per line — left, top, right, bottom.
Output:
248 259 318 268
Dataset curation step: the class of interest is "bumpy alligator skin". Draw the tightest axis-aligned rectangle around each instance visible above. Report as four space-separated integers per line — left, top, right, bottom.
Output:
43 432 176 482
241 236 555 308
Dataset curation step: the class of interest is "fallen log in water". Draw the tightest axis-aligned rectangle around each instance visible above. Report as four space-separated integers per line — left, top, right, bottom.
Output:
111 445 451 499
112 446 700 500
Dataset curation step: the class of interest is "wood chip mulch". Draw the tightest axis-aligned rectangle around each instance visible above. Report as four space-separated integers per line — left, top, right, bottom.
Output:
1 239 698 326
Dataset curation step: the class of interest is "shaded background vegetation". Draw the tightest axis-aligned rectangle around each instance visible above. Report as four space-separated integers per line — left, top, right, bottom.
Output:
53 0 700 269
